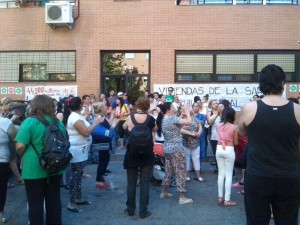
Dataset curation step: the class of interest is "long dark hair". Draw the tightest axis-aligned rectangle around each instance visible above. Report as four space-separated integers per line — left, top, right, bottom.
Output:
28 95 56 121
62 97 82 126
221 107 236 124
117 97 124 109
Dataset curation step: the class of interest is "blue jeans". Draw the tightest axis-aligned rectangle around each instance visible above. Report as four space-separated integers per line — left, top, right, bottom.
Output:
126 164 153 214
199 129 207 159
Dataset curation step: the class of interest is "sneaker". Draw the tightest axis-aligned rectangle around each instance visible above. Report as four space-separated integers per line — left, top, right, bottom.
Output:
2 217 8 223
95 182 110 189
186 177 191 182
82 173 92 178
194 177 205 183
179 197 193 204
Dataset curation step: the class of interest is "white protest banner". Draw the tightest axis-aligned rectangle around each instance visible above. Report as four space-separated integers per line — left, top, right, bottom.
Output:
25 85 78 101
154 84 286 111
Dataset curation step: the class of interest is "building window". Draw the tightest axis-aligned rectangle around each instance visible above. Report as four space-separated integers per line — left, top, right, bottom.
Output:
102 52 149 75
175 50 300 82
216 54 254 81
0 51 76 82
20 64 47 81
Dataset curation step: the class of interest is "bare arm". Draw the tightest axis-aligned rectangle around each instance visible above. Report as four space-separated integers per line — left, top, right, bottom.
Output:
208 111 220 126
233 126 239 146
196 122 203 138
7 123 18 142
123 116 131 131
237 102 256 136
178 105 192 126
56 113 63 121
16 142 26 157
294 104 300 160
180 128 195 137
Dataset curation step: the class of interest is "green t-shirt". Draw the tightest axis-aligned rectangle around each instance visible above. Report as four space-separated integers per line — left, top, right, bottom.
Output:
15 116 66 179
166 95 174 103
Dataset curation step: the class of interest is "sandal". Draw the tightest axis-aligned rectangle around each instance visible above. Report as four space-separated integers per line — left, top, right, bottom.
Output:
160 192 173 199
218 197 224 204
224 200 237 206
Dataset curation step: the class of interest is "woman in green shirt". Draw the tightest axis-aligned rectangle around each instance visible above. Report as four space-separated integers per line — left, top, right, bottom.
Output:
15 95 66 225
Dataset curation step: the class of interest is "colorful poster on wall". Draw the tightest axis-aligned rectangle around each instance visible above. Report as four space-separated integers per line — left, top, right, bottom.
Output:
290 84 297 92
15 87 22 95
154 84 287 111
0 87 8 94
0 87 23 95
25 85 78 101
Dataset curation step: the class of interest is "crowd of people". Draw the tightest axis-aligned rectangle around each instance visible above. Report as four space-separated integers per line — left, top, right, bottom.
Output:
0 64 299 225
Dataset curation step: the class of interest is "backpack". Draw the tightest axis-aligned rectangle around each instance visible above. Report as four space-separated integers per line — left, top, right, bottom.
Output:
31 118 72 174
129 114 153 155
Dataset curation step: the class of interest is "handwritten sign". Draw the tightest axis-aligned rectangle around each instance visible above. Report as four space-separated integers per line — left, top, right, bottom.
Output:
154 84 286 111
25 85 78 101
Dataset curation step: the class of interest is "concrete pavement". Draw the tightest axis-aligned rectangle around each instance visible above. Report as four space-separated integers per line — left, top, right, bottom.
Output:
3 148 297 225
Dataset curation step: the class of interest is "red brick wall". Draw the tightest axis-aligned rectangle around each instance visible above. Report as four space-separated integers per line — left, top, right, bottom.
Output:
0 0 299 99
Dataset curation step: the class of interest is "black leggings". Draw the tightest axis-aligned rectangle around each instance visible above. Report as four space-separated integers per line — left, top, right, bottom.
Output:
96 150 110 182
0 163 9 212
25 175 62 225
118 120 126 138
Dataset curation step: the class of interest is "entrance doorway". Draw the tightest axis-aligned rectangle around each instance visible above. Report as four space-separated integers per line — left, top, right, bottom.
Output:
103 75 148 104
101 51 150 104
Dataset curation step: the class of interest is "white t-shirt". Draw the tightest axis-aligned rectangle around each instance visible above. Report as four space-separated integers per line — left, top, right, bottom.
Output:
0 118 12 162
67 112 92 163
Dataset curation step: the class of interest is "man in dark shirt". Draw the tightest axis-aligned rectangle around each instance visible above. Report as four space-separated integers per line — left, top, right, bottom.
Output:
238 64 300 225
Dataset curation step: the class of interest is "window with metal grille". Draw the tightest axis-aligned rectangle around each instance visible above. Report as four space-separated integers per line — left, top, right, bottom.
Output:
0 51 76 82
175 50 299 82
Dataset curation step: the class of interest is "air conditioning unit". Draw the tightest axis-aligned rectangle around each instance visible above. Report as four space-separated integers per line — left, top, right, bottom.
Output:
45 2 73 24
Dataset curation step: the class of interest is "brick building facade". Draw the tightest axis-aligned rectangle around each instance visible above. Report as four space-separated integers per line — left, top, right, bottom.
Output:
0 0 299 103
